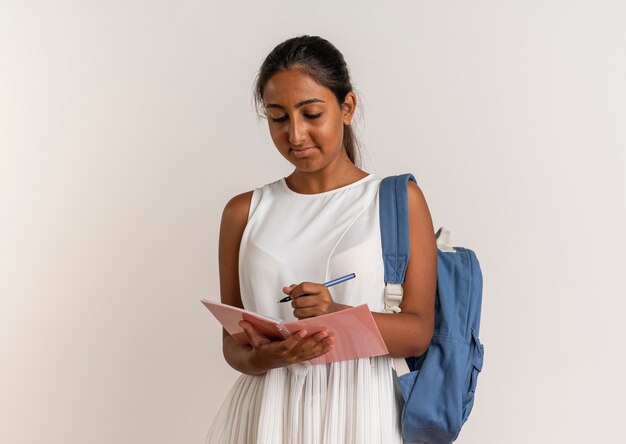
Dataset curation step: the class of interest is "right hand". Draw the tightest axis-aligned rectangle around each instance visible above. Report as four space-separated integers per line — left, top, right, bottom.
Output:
238 320 335 371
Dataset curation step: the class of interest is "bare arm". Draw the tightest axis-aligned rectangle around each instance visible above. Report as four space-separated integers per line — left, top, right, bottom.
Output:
285 181 437 357
372 181 437 357
218 191 261 374
218 192 334 376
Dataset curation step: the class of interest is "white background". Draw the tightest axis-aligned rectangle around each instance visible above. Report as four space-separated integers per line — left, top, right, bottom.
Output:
2 1 625 443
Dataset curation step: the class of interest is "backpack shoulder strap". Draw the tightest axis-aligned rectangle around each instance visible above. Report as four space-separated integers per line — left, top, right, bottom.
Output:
379 173 416 313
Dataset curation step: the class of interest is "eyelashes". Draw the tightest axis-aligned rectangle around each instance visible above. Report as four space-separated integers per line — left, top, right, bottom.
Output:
270 113 322 123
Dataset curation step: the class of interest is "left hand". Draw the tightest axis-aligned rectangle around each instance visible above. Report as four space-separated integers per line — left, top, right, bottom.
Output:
282 282 347 319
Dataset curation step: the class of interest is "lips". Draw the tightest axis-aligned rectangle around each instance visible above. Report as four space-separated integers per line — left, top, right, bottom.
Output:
290 146 317 158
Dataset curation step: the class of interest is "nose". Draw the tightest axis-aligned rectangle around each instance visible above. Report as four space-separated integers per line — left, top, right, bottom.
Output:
288 116 306 146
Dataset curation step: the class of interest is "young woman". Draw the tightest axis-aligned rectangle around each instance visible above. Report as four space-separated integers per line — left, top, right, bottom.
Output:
207 35 437 444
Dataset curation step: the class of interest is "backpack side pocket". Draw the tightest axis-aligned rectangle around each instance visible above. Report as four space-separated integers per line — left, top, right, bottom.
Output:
462 328 484 422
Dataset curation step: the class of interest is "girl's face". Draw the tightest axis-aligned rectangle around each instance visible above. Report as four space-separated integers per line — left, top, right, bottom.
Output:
262 69 356 173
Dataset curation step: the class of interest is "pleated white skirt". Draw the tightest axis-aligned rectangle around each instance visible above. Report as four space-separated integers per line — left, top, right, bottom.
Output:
206 356 403 444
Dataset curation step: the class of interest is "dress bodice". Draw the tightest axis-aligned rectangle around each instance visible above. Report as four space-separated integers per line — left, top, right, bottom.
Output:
238 174 386 320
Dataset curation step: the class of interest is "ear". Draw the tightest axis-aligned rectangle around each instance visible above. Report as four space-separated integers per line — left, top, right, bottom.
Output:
341 91 357 125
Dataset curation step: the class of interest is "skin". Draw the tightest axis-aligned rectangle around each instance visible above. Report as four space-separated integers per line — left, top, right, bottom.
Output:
219 68 437 375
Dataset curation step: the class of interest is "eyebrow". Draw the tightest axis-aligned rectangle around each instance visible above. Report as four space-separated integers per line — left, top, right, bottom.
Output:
264 98 326 110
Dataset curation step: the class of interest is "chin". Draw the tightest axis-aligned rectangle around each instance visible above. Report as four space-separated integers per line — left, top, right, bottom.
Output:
291 162 322 173
282 152 320 169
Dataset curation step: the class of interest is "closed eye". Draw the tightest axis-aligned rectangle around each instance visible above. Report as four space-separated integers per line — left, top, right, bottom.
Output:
270 112 323 123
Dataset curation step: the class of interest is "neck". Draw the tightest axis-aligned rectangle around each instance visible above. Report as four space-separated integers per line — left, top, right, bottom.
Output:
285 161 368 195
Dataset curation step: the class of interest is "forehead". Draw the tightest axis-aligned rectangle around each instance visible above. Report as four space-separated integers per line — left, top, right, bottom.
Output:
262 69 335 106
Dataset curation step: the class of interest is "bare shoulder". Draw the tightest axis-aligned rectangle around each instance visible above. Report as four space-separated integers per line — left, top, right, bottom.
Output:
401 180 437 322
221 191 254 230
406 181 432 217
406 180 437 250
219 190 254 309
407 180 425 202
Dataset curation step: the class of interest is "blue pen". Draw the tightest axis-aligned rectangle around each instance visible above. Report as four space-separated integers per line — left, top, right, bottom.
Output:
278 273 356 303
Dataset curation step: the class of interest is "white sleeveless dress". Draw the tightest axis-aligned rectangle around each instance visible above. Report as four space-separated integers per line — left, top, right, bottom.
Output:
206 174 403 444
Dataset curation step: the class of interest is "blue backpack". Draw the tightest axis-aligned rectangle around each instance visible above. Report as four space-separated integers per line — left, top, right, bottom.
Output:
379 174 484 443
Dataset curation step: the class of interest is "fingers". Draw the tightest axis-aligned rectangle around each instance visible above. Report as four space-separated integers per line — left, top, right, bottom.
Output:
291 296 318 316
289 282 322 299
304 330 335 352
249 329 311 354
243 326 335 367
291 294 319 308
290 330 335 361
289 283 335 319
289 282 328 309
239 321 270 348
293 306 326 319
282 284 297 295
281 329 308 350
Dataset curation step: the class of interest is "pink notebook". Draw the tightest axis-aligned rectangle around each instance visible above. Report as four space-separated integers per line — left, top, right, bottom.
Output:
201 300 389 365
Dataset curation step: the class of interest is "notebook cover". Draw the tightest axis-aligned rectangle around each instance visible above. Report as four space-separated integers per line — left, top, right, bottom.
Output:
200 301 389 365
